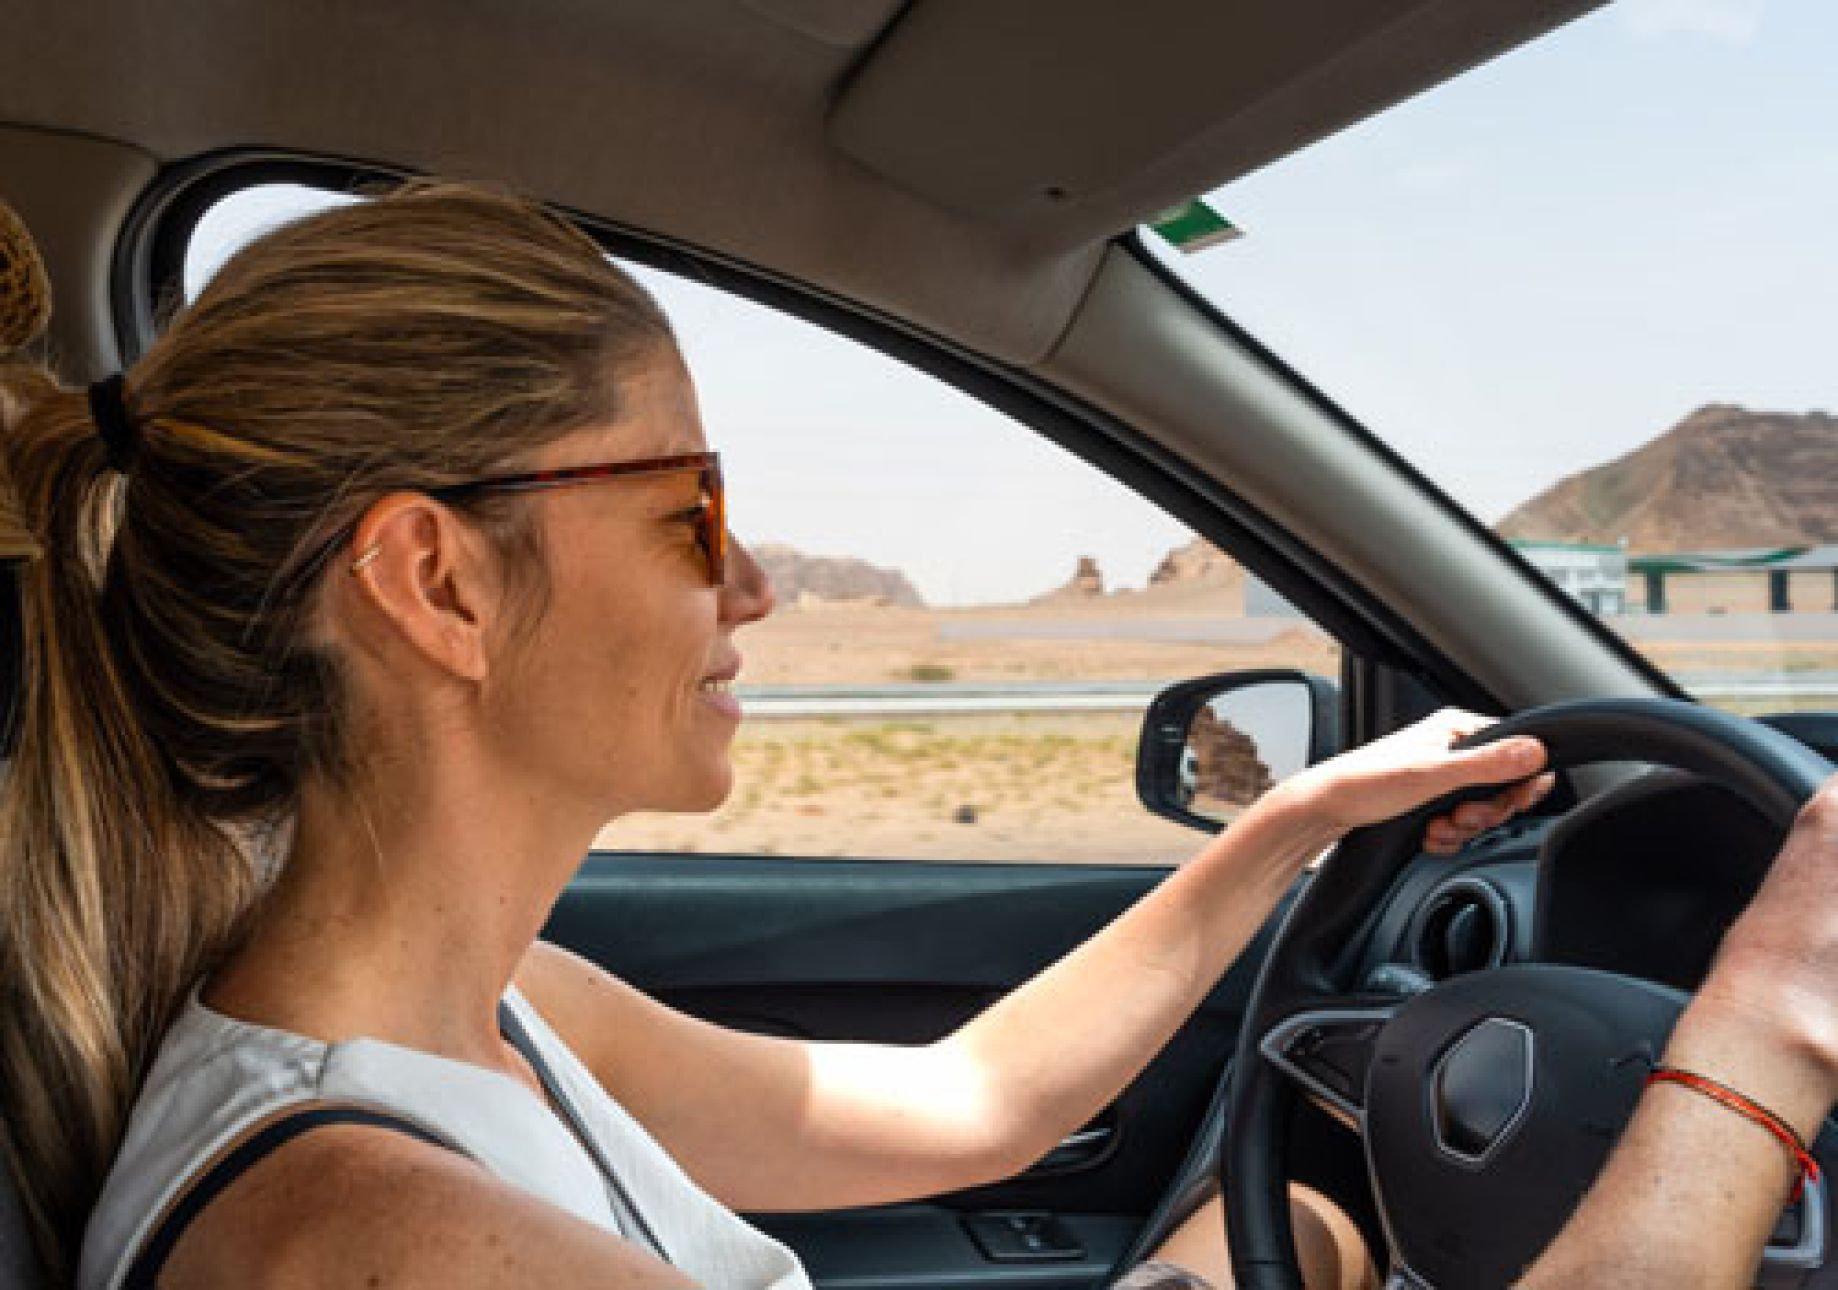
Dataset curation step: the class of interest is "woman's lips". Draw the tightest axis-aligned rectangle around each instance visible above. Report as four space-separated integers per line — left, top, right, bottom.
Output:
697 673 742 719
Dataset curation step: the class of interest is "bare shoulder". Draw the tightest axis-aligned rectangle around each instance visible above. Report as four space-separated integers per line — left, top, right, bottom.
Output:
162 1118 694 1289
515 937 629 1011
514 938 675 1073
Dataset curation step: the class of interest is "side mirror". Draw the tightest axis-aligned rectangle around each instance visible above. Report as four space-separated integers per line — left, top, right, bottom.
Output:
1136 669 1340 833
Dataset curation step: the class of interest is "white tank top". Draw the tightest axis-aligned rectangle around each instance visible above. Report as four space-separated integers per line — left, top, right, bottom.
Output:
80 986 812 1289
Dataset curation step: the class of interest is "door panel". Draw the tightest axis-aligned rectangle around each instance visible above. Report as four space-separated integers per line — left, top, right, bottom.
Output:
544 853 1297 1288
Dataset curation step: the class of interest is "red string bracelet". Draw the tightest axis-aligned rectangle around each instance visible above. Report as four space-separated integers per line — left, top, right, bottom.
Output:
1646 1065 1821 1202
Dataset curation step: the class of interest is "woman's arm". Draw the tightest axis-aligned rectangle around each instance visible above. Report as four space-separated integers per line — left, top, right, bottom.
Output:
520 817 1314 1213
1519 1001 1835 1287
1522 779 1838 1287
522 711 1550 1213
935 715 1550 1183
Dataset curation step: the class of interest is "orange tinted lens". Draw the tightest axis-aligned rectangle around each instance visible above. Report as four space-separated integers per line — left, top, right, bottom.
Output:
702 464 727 585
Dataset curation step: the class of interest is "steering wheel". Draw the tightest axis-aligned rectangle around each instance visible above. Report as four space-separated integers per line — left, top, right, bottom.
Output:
1224 698 1836 1290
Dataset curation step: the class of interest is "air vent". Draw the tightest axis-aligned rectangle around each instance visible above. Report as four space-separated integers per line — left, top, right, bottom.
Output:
1414 879 1509 979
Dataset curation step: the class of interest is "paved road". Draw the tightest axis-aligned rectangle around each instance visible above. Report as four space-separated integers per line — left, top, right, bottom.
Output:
939 617 1297 645
736 677 1838 718
738 681 1161 717
940 613 1838 646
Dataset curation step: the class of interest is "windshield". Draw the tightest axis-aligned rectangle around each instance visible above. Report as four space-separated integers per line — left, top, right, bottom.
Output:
1155 0 1836 714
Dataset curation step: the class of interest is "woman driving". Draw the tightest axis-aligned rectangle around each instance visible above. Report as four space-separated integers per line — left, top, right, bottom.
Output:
0 182 1832 1290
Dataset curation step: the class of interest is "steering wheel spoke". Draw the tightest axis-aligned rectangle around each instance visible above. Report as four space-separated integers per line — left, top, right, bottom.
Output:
1259 1002 1397 1132
1760 1126 1833 1285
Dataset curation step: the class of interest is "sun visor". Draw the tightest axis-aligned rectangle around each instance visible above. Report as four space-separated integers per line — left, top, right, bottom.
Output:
831 0 1602 232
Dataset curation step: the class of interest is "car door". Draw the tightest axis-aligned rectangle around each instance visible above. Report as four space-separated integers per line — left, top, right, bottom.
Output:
548 856 1264 1287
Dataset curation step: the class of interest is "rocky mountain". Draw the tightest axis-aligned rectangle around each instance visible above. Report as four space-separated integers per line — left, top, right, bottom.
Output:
753 542 925 608
1496 406 1838 551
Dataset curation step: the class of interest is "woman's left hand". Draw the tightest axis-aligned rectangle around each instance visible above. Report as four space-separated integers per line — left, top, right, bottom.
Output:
1281 708 1556 854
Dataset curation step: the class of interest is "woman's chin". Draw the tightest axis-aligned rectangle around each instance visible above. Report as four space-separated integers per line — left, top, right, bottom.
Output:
662 762 735 816
610 749 735 818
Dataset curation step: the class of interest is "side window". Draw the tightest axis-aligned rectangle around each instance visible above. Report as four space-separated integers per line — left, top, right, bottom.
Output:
613 270 1344 863
184 183 1342 865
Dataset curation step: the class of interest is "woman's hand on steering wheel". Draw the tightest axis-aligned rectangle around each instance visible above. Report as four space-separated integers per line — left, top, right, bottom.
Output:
1280 708 1556 854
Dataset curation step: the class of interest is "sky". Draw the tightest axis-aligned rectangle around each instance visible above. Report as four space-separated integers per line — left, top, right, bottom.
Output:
186 0 1836 605
1182 0 1837 522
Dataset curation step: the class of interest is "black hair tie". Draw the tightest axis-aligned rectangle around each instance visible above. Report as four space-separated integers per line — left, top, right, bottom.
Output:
87 373 138 473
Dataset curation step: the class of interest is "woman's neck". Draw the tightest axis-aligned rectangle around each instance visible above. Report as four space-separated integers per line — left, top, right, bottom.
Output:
204 753 605 1071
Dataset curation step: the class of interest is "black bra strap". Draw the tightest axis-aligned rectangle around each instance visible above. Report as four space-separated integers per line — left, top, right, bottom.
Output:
122 1105 454 1290
497 999 670 1263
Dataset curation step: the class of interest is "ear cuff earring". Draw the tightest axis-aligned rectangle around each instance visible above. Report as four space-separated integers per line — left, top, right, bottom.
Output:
348 542 383 575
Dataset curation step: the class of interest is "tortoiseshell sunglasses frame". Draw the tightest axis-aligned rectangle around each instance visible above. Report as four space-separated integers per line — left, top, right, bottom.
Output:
429 451 726 586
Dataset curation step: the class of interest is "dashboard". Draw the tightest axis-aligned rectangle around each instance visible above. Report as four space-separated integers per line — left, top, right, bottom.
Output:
1359 772 1777 996
1357 710 1838 997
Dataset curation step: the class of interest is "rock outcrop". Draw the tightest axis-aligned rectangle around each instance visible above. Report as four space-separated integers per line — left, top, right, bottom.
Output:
1186 707 1275 810
752 543 925 608
1150 538 1243 588
1032 555 1106 602
1067 556 1104 596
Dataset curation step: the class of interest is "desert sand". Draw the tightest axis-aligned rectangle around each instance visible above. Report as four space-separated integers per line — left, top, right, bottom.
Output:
598 592 1838 865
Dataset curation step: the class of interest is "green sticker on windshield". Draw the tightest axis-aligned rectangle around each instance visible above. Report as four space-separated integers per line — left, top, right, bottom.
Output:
1149 199 1241 253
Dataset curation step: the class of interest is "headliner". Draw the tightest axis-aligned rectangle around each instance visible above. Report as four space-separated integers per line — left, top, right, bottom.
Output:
0 0 1599 364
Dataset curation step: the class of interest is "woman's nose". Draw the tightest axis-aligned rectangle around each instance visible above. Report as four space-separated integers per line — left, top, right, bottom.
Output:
719 533 775 626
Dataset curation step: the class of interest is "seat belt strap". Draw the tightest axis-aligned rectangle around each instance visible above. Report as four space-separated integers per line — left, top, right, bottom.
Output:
496 1000 670 1263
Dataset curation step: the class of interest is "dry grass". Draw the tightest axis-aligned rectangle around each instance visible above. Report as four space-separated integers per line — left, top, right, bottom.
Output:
600 712 1209 865
598 603 1315 864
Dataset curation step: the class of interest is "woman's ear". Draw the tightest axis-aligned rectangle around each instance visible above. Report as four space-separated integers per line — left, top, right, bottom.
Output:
336 492 503 683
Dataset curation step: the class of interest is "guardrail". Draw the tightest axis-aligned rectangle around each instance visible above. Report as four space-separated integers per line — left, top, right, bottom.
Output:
735 676 1838 719
736 681 1163 717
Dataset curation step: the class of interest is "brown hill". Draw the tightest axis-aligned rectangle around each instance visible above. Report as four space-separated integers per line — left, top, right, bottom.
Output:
753 542 924 608
1496 405 1838 551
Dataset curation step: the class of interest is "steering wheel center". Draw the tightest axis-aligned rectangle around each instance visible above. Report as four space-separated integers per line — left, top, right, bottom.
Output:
1365 965 1683 1287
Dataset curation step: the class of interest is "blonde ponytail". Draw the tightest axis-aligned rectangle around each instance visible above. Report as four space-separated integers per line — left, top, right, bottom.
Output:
0 179 672 1278
0 364 256 1279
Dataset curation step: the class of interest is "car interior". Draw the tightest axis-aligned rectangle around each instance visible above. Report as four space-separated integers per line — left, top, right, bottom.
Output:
3 2 1835 1288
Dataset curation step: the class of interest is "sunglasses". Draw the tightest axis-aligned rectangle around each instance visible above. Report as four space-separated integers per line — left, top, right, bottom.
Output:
428 450 727 586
